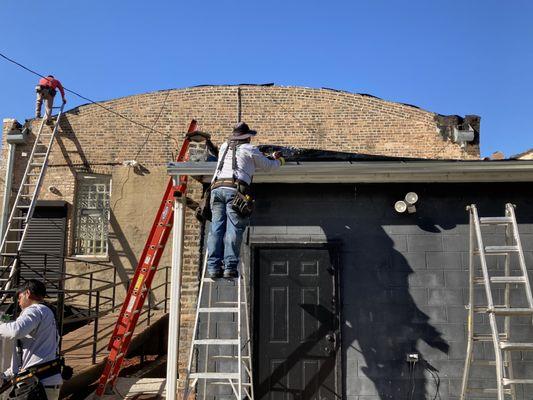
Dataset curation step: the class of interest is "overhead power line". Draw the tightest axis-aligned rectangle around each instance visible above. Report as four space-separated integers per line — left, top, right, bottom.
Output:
0 51 178 148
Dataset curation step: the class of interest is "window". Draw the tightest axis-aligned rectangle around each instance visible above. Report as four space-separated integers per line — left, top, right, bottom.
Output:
74 174 111 256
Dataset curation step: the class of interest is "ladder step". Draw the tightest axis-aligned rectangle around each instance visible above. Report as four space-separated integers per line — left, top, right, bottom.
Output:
479 216 513 225
211 382 252 386
22 183 37 186
494 307 533 316
29 163 43 167
473 334 508 342
193 339 240 345
483 245 519 254
491 276 526 284
12 217 26 220
16 205 30 208
500 342 533 351
4 241 21 244
198 307 239 313
8 229 24 232
212 355 251 359
33 153 47 156
503 378 533 385
189 372 240 380
466 388 512 395
471 360 510 367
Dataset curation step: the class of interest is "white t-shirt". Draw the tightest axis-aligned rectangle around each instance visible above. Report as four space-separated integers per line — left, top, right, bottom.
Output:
0 304 62 385
215 142 281 185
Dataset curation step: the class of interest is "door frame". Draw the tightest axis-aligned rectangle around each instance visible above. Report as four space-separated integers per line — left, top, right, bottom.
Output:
248 241 343 399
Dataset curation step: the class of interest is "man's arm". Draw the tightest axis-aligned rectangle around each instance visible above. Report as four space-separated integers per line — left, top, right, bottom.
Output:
56 81 66 102
250 147 282 171
0 308 40 340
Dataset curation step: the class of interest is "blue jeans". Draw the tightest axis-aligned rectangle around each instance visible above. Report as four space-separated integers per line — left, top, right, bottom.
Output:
207 187 249 273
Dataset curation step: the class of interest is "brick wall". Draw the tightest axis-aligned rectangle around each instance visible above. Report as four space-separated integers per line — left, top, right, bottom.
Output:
0 85 480 379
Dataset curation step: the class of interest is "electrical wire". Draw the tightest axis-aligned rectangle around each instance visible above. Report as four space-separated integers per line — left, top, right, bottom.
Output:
0 52 179 150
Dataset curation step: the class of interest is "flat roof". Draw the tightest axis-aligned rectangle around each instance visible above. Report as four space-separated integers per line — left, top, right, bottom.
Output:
168 160 533 183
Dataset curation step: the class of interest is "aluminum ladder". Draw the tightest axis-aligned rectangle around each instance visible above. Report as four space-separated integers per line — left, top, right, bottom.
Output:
183 258 254 400
461 203 533 399
0 104 65 296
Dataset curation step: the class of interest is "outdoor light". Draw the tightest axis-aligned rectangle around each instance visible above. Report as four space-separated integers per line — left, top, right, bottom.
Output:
405 192 418 205
395 200 407 213
395 192 419 214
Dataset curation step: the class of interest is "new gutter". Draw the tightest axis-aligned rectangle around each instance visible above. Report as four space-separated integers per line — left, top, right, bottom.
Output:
168 160 533 183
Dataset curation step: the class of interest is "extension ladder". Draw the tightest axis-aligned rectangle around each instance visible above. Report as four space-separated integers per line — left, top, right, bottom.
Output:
0 105 65 295
183 258 254 400
460 203 533 400
95 120 212 396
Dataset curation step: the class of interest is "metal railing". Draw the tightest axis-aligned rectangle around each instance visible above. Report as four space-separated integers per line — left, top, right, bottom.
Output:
0 250 171 364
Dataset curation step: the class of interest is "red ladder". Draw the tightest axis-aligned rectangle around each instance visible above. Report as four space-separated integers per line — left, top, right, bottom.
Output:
96 120 208 396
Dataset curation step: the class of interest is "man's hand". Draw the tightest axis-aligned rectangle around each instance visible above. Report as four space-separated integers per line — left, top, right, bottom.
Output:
272 151 283 159
62 98 67 104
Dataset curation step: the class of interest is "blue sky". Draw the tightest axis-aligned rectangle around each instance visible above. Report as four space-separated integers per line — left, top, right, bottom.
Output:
1 0 532 157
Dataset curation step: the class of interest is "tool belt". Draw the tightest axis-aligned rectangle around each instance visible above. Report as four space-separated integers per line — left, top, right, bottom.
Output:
0 358 66 397
211 178 249 190
35 85 56 96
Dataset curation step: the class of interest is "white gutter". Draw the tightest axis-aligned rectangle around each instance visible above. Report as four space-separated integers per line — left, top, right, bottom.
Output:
167 160 533 183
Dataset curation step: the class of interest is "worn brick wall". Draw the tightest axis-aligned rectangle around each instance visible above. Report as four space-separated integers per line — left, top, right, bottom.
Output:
0 85 480 378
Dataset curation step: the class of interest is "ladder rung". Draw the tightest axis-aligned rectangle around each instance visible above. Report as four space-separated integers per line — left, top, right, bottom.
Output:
22 183 36 186
483 245 519 254
16 205 30 208
479 216 513 225
193 339 240 345
473 334 507 342
189 372 240 379
12 217 26 220
490 276 526 284
211 382 252 386
493 307 533 316
198 307 239 313
27 173 40 176
30 163 43 167
212 355 251 359
8 229 24 232
5 241 21 244
466 388 512 395
1 253 18 256
33 153 47 156
500 342 533 351
471 360 510 367
503 378 533 385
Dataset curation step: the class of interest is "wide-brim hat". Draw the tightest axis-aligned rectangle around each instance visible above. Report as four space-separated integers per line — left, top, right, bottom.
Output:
231 122 257 140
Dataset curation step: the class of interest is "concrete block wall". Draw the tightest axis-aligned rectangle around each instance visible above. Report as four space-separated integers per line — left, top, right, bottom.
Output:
250 182 533 400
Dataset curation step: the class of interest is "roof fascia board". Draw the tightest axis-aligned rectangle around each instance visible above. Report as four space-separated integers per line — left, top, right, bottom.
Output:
167 161 533 183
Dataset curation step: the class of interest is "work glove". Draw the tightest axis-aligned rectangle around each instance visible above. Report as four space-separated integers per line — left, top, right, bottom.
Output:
271 151 285 166
62 98 67 104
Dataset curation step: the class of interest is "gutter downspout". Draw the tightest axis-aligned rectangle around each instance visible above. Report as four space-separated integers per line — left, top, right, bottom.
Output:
166 178 186 400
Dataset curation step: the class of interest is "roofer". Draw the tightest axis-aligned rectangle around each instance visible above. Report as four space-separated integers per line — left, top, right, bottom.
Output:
207 122 285 279
35 75 66 125
0 280 62 400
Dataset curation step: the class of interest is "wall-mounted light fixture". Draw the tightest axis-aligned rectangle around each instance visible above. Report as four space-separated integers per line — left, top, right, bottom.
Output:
395 192 419 214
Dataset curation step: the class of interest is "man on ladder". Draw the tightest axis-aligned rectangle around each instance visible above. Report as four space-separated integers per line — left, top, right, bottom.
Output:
207 122 284 279
35 75 66 125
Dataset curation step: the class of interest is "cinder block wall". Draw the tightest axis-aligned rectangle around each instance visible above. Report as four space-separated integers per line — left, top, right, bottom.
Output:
250 182 533 400
0 85 480 374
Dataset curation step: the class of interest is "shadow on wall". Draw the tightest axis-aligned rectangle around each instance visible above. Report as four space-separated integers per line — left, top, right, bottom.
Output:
340 229 449 399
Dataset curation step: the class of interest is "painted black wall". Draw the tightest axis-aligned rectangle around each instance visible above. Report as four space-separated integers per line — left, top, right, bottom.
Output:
249 182 533 400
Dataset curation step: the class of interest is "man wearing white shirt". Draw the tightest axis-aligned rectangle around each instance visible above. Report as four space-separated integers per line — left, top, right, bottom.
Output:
207 122 284 279
0 280 61 400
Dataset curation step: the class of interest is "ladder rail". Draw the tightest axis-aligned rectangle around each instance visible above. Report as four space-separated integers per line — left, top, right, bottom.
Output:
0 105 64 292
460 208 476 400
507 204 533 309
